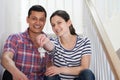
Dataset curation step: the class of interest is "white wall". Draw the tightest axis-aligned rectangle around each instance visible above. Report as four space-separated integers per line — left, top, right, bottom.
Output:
0 0 21 79
0 0 5 79
0 0 21 52
91 0 120 51
104 14 120 51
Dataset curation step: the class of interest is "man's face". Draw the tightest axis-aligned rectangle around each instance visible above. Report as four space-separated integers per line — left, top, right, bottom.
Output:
27 11 46 34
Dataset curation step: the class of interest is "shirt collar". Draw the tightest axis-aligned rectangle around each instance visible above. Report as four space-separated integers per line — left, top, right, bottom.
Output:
22 28 46 39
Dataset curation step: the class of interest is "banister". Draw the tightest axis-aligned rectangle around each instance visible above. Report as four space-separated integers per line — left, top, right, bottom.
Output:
85 0 120 80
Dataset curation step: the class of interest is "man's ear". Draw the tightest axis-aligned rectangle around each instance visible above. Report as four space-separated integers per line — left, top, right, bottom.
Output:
26 17 29 23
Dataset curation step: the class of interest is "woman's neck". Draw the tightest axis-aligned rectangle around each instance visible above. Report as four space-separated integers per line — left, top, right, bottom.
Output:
59 34 77 50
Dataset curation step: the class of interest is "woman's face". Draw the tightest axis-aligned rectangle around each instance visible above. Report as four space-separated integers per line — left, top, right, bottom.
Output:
50 15 71 36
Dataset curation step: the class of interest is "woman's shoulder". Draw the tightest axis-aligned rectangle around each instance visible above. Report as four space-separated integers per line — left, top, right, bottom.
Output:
77 34 90 40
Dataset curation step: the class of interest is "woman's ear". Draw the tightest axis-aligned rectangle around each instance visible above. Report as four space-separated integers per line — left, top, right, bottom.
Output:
67 20 72 27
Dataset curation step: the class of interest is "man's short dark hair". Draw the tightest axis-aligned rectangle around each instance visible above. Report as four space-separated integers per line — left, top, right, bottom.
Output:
28 5 47 18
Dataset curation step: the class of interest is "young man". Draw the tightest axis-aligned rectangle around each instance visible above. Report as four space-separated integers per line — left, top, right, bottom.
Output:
1 5 53 80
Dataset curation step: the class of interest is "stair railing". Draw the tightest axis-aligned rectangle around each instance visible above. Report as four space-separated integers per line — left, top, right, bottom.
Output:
83 0 120 80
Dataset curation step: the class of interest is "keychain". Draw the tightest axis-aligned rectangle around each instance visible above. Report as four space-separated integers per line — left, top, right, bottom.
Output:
38 47 46 58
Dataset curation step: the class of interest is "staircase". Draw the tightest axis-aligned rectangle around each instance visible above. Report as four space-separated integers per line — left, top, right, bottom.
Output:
83 0 120 80
117 48 120 60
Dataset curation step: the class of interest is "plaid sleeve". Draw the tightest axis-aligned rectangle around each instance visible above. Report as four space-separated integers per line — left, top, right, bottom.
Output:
3 34 18 54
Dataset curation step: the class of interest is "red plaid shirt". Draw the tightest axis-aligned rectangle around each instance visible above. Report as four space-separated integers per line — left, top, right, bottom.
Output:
3 29 51 80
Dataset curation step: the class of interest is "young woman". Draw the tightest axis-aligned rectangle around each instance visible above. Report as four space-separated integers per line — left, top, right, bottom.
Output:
36 10 95 80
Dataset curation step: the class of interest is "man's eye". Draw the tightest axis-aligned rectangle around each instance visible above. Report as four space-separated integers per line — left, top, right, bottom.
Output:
32 17 37 20
39 18 45 22
58 22 61 24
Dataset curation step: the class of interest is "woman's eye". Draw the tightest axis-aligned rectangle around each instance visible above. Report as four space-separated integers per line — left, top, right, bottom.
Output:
51 24 55 27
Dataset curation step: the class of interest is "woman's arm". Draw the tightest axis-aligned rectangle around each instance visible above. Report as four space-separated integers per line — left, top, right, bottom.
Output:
45 55 91 76
60 55 91 75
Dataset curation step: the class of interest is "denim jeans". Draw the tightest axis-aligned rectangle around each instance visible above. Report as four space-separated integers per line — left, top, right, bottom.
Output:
75 69 95 80
44 75 60 80
2 70 13 80
44 69 95 80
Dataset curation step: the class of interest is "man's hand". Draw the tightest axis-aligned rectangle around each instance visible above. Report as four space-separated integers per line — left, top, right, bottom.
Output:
36 34 50 47
36 34 54 51
12 70 28 80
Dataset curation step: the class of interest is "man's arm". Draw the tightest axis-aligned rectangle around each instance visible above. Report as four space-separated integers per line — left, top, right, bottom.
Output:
1 51 17 74
1 51 28 80
36 34 55 51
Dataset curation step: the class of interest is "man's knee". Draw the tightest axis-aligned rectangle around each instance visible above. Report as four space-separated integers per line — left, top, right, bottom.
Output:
2 70 13 80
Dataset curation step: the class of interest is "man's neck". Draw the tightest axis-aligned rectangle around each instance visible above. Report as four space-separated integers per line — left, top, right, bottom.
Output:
28 30 42 48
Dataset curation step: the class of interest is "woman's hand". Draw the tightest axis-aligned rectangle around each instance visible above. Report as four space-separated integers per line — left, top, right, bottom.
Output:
45 66 61 76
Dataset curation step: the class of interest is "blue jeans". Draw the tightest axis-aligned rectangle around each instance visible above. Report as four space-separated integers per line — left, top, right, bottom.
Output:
2 70 13 80
75 69 95 80
44 75 60 80
44 69 95 80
